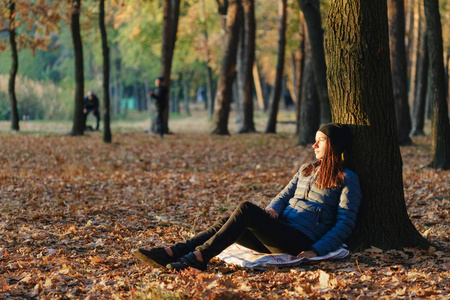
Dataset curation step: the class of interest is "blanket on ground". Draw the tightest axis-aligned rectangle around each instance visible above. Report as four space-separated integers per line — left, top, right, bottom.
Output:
217 244 349 270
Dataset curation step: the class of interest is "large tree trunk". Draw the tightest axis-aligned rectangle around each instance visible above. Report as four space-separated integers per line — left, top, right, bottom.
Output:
211 0 242 135
238 0 256 133
424 0 450 170
325 0 429 250
388 0 412 145
297 33 319 145
71 0 85 136
8 0 19 131
297 0 331 124
411 24 428 136
99 0 111 143
265 0 287 134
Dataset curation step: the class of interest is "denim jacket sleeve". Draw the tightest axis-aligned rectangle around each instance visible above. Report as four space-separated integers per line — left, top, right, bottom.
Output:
310 170 362 256
265 171 300 215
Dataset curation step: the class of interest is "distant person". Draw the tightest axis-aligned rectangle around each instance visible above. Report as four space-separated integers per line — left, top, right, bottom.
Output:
84 90 100 131
149 76 168 138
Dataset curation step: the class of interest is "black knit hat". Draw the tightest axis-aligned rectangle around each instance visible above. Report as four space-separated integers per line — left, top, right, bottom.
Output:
318 123 352 153
157 76 164 82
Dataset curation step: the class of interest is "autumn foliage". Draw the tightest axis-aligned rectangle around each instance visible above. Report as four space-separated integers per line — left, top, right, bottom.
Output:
0 131 448 298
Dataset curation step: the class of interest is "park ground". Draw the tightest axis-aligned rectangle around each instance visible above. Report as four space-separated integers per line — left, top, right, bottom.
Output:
0 107 449 299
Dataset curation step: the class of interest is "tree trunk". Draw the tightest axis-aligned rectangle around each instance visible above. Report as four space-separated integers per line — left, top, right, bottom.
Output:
424 0 450 170
265 0 287 134
295 12 306 135
8 0 19 131
159 0 181 134
99 0 111 143
411 24 428 136
238 0 256 133
407 0 421 111
297 34 319 145
71 0 85 136
211 0 243 135
388 0 412 145
325 0 429 250
201 0 215 119
297 0 331 124
252 62 265 110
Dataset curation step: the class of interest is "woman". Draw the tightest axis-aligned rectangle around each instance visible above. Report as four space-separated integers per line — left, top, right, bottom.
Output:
133 123 362 271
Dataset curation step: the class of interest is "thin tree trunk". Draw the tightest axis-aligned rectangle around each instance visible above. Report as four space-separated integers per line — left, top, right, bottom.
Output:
211 0 243 135
407 0 421 111
201 0 215 119
8 0 19 131
295 11 306 136
71 0 85 136
388 0 412 145
297 0 331 123
297 33 319 145
265 0 287 134
411 24 428 136
424 0 450 169
252 62 264 110
238 0 256 133
100 0 111 143
325 0 429 250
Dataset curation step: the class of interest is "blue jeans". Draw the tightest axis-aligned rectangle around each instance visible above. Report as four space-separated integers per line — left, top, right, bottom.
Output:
169 201 314 263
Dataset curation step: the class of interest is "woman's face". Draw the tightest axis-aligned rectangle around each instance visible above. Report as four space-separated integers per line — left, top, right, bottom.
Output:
313 131 328 160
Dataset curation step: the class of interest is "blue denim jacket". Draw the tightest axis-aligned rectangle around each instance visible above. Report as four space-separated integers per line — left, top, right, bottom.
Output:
266 164 362 256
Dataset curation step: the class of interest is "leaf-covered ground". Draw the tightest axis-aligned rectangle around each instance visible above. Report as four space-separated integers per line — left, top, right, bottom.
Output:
0 123 449 299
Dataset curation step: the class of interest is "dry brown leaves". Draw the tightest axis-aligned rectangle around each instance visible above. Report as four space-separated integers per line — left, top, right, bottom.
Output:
0 132 448 299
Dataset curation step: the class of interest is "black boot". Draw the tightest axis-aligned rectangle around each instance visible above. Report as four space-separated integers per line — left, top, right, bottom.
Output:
133 248 177 268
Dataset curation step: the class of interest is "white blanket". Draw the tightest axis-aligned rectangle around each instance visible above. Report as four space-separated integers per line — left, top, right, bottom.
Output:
217 243 349 270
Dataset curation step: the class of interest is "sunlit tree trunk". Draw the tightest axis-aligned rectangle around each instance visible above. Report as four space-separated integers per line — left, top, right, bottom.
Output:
325 0 429 250
388 0 412 145
265 0 287 134
99 0 111 143
71 0 85 136
297 0 331 123
407 0 421 110
238 0 256 133
424 0 450 170
8 0 19 131
211 0 242 135
411 23 428 136
297 32 319 145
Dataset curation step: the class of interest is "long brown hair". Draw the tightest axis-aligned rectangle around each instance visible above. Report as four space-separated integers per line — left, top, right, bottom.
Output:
302 138 345 189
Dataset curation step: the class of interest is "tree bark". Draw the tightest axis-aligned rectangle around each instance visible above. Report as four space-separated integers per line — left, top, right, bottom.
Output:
411 24 428 136
293 20 306 136
407 0 421 111
8 0 19 131
297 0 331 124
388 0 412 145
238 0 256 133
265 0 287 134
297 33 319 145
325 0 429 250
71 0 85 136
211 0 243 135
424 0 450 169
99 0 111 143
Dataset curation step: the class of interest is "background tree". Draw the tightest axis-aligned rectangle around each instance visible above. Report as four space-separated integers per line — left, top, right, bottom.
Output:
99 0 111 143
7 0 19 131
388 0 412 145
211 0 242 135
265 0 287 134
70 0 85 136
325 0 429 250
297 0 330 124
424 0 450 170
237 0 256 133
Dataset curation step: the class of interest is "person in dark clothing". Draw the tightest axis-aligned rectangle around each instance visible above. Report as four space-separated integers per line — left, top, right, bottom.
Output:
149 76 168 138
83 91 100 131
133 123 362 271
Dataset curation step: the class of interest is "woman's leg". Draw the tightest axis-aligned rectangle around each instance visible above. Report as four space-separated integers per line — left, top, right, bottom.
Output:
196 201 314 262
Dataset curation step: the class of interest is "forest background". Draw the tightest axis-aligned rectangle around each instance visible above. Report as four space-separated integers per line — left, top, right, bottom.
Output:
0 0 449 298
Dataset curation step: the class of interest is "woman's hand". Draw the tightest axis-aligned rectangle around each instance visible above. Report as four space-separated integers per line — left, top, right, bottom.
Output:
265 208 279 219
296 250 317 259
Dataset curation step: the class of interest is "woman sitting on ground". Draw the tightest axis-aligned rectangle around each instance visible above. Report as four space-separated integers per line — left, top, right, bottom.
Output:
133 123 362 271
